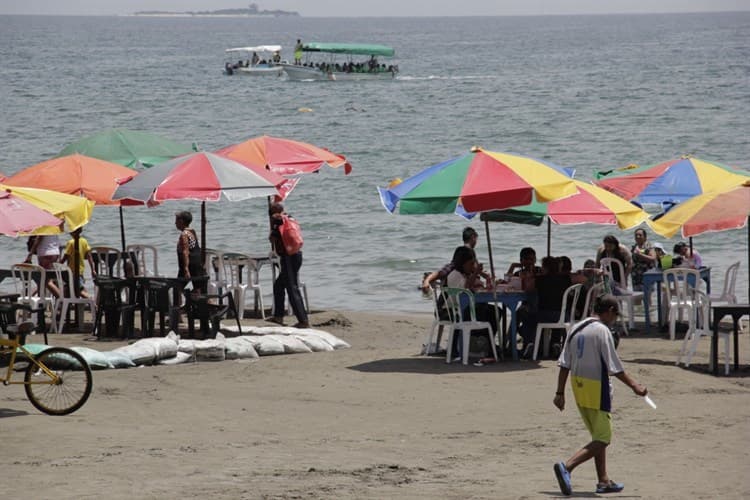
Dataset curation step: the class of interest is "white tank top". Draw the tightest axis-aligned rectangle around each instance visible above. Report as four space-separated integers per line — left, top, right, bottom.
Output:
36 235 60 257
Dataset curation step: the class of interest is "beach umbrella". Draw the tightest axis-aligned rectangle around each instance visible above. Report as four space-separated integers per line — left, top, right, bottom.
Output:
217 134 352 176
57 128 195 169
5 154 138 206
648 181 750 302
378 147 578 215
0 184 94 234
0 189 64 237
594 155 749 207
216 135 352 200
113 152 285 262
4 154 142 251
480 179 650 260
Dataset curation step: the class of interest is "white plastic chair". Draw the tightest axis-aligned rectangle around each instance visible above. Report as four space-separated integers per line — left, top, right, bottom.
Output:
11 263 56 335
203 248 227 297
422 283 453 355
243 257 266 319
663 268 702 341
90 246 122 277
710 261 740 305
443 287 498 365
51 263 96 334
222 252 251 320
533 283 584 361
677 290 730 375
600 257 643 333
581 282 606 320
126 244 160 277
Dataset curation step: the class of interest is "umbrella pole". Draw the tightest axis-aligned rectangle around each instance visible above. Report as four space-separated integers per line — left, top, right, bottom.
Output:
201 201 207 266
73 232 80 297
546 218 551 257
484 219 495 281
119 206 126 252
73 231 81 326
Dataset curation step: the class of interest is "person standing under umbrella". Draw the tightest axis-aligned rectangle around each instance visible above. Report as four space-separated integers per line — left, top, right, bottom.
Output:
175 211 205 293
268 202 309 328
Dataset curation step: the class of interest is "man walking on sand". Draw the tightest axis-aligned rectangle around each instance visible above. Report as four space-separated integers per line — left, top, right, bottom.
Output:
552 294 647 496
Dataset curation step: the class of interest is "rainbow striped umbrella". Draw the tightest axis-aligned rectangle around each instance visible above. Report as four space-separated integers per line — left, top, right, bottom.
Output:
649 181 750 302
594 156 749 206
378 147 577 215
480 180 649 256
648 181 750 239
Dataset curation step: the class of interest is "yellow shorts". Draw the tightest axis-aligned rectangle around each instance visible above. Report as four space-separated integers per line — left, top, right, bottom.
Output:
577 406 612 444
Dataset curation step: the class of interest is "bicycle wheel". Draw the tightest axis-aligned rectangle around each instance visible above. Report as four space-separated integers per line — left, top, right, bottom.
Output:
24 347 93 415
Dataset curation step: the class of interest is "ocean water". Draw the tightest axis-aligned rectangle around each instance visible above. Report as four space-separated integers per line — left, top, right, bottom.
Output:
1 13 749 312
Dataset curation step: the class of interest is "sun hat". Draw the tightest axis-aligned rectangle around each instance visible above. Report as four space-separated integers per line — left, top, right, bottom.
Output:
652 242 664 251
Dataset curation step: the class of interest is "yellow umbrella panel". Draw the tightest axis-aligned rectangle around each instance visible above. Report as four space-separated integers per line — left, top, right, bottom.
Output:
0 184 95 234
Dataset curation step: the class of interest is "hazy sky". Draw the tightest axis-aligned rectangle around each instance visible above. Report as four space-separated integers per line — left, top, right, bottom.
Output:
1 0 748 16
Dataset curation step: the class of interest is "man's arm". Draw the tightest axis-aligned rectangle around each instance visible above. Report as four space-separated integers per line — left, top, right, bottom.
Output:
613 371 647 396
553 367 570 411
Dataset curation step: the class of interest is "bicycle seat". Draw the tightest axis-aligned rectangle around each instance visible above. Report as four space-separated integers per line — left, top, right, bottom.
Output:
7 321 36 346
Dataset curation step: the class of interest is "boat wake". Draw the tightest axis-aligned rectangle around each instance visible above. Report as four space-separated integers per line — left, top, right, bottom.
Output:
397 75 497 81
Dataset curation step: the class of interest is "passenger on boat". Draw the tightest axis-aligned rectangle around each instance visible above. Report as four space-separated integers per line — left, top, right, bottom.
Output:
294 39 303 65
251 52 260 65
273 51 281 63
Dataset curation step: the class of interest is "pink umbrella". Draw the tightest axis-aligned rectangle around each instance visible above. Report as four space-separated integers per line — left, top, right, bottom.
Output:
0 189 62 237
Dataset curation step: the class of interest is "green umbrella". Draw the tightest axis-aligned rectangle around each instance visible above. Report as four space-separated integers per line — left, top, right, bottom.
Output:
57 128 195 168
57 129 195 254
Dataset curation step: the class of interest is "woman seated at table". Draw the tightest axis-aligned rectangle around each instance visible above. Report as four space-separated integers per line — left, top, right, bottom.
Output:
518 256 573 358
673 241 702 269
445 246 501 340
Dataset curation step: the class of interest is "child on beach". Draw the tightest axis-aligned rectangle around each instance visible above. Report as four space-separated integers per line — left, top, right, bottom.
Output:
60 228 96 298
552 294 647 496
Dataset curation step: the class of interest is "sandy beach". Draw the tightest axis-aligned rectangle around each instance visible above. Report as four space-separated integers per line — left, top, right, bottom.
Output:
3 309 749 499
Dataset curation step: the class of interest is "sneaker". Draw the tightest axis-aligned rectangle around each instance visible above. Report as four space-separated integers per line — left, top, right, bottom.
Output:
553 462 572 496
596 480 624 494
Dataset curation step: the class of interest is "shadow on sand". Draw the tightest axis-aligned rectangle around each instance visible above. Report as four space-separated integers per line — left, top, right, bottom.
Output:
0 408 30 419
348 355 545 374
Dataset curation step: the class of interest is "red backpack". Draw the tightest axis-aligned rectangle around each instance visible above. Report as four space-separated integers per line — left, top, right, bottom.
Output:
279 215 304 255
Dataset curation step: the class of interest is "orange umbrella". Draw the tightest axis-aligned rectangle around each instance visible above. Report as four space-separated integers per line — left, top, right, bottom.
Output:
6 154 141 262
216 135 351 200
5 154 137 205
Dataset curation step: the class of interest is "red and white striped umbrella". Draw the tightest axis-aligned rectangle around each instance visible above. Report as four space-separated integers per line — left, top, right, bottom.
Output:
113 152 285 257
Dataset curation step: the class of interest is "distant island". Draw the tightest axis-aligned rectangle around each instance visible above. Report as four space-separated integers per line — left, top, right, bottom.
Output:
133 3 299 17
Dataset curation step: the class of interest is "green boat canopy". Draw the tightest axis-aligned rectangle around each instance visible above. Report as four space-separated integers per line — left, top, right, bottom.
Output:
302 42 395 57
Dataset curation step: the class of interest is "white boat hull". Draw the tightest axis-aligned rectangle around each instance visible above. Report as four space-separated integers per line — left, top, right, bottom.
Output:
281 64 397 81
224 64 284 76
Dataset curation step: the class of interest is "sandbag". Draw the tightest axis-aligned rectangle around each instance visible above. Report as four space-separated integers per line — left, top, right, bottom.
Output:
224 337 259 360
296 328 350 349
242 335 285 356
71 346 110 370
118 335 179 364
267 334 312 354
101 350 137 369
157 351 192 365
192 333 226 361
293 334 334 352
228 325 298 336
114 341 157 366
